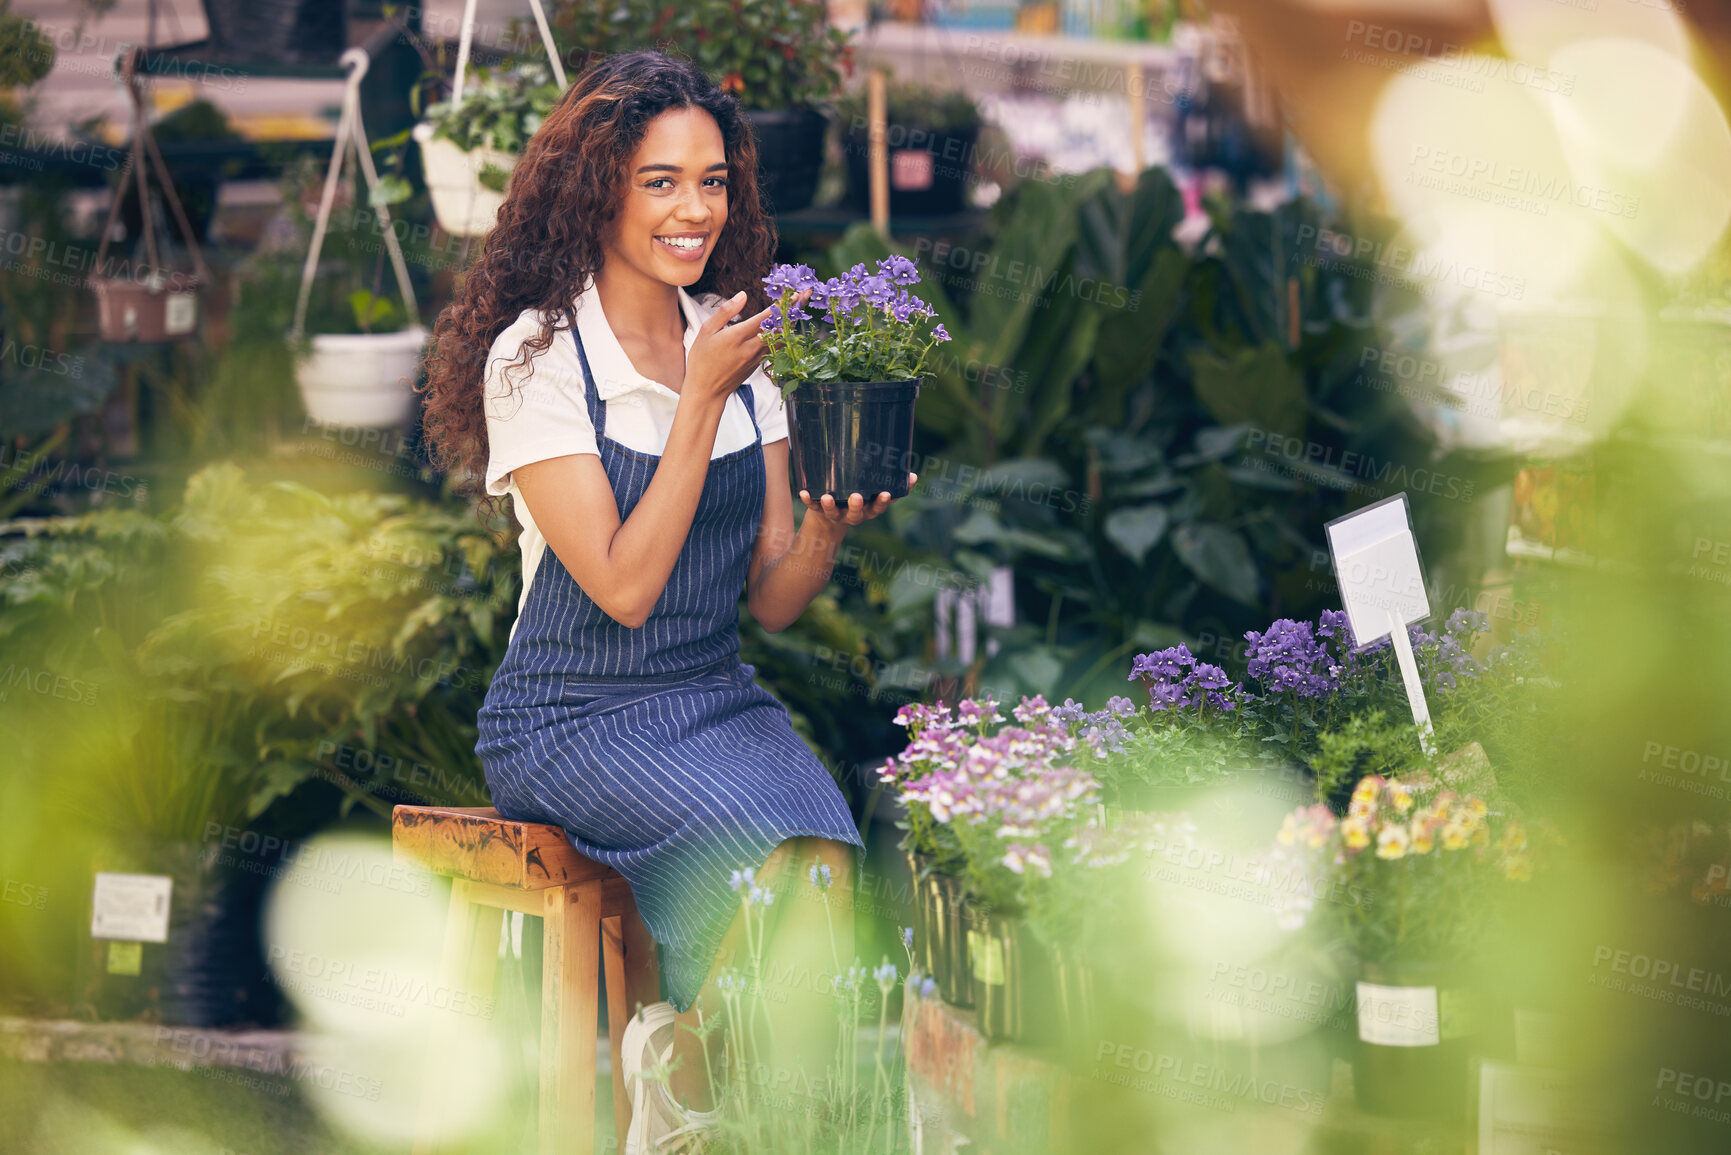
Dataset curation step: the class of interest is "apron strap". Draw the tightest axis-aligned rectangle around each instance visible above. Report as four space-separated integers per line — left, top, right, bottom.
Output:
568 313 606 439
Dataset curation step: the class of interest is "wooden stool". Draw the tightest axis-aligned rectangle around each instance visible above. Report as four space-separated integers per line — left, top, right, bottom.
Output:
392 804 658 1155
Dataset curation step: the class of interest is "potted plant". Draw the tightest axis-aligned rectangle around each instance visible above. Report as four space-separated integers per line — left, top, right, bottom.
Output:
1270 776 1541 1120
758 255 948 501
879 694 1130 1041
413 60 561 237
837 82 983 217
547 0 852 213
282 139 428 429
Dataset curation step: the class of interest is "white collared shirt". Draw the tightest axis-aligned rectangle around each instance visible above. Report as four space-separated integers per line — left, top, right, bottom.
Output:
482 281 788 615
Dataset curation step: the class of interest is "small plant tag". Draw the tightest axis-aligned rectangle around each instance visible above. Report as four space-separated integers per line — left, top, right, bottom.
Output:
105 940 143 976
91 872 172 943
1356 981 1440 1047
1325 494 1436 755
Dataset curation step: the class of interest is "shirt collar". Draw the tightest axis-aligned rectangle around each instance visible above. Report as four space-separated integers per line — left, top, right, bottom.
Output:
573 280 705 401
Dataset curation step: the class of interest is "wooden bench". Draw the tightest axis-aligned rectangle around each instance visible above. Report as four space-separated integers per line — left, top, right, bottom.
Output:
392 804 658 1155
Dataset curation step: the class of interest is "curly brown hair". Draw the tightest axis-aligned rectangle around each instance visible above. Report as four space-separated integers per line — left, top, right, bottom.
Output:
419 50 777 505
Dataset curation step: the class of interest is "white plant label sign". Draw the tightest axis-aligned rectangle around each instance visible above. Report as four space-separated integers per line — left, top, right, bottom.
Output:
90 872 172 943
1325 494 1436 754
1356 981 1440 1047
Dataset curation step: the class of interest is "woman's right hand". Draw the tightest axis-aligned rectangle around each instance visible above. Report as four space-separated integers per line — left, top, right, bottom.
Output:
681 290 804 405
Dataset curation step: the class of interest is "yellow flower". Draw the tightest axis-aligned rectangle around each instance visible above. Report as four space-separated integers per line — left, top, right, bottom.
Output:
1441 821 1471 851
1410 821 1436 855
1277 815 1297 846
1376 824 1410 860
1502 855 1533 882
1390 782 1414 813
1343 817 1372 851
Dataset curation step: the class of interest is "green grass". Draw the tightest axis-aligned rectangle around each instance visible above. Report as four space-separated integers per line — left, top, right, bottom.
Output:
0 1059 619 1155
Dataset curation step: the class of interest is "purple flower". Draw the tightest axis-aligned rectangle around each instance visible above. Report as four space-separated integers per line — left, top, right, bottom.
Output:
932 324 951 342
880 254 920 285
759 305 783 333
858 273 896 308
762 263 818 295
824 275 860 315
1244 619 1335 698
1130 645 1194 682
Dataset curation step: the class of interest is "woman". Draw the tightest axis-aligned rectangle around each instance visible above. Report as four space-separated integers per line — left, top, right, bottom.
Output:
420 50 910 1151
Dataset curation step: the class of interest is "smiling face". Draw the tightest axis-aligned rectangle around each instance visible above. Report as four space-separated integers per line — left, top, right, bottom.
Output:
604 106 730 291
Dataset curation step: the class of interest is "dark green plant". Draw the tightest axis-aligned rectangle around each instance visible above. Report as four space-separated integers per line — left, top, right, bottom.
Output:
834 82 981 134
814 172 1516 715
420 60 561 155
545 0 850 110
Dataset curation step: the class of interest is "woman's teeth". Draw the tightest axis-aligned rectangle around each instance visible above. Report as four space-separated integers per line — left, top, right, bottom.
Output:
657 236 704 250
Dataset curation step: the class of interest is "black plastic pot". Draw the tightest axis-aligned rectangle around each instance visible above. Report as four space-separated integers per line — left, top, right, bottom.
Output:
200 0 347 66
85 840 282 1026
929 870 974 1010
786 379 919 502
967 909 1061 1045
1353 958 1480 1120
844 124 979 217
906 851 938 981
745 106 828 214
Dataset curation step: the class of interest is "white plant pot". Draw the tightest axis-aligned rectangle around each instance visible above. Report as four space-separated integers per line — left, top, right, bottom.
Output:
295 326 428 429
414 121 518 237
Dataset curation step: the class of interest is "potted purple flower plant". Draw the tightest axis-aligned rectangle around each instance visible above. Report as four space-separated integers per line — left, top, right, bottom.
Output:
758 255 950 501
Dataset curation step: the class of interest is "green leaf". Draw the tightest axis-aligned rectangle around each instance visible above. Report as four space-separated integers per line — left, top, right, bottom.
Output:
370 175 413 208
1188 342 1308 440
1171 522 1260 606
477 162 511 193
1103 504 1170 565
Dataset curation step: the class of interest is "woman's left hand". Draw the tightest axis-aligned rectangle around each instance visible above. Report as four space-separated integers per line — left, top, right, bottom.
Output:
798 473 918 528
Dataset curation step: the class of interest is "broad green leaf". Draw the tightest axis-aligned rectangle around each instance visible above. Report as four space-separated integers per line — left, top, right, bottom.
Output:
1103 504 1170 565
1171 522 1260 606
1188 342 1308 440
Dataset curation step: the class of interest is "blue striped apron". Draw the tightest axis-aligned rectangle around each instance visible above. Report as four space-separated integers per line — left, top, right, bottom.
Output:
476 321 863 1011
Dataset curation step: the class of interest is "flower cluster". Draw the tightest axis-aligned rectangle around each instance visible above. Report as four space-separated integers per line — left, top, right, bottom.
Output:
1244 619 1340 698
757 256 951 395
1269 776 1535 946
1128 645 1238 712
883 694 1103 891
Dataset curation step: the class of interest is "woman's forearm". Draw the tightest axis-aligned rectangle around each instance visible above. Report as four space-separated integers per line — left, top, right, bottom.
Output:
747 513 849 633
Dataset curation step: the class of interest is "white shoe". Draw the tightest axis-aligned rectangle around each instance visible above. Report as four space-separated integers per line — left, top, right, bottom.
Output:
621 1002 719 1154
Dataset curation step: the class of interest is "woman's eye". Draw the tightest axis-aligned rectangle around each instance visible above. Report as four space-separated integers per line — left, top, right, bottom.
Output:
704 177 728 189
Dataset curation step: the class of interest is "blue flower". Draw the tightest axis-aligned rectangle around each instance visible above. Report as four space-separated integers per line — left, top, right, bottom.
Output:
759 305 783 333
902 926 914 948
809 862 833 890
932 324 951 342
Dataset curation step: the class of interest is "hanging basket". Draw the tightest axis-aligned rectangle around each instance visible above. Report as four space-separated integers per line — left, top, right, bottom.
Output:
92 269 203 343
410 0 565 237
291 50 427 431
90 49 210 345
413 122 518 237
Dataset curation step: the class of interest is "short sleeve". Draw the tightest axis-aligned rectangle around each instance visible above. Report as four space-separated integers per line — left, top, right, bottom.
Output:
482 310 599 497
748 366 788 445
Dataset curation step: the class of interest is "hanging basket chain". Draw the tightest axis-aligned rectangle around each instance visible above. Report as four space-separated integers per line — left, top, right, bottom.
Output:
93 47 208 286
292 48 420 343
452 0 567 107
